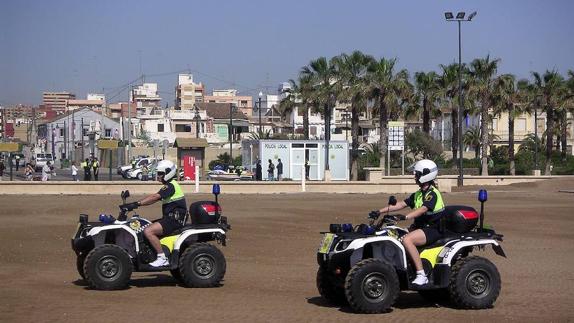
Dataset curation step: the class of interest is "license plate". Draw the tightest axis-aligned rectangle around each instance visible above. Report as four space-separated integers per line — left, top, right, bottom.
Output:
318 233 335 254
71 223 81 239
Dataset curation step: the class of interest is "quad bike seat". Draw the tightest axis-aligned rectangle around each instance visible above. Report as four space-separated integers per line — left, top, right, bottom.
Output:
424 230 502 249
166 223 226 236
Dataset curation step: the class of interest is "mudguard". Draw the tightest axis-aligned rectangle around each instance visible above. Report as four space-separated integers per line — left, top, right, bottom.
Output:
173 228 227 251
346 236 407 269
441 239 506 265
87 225 140 252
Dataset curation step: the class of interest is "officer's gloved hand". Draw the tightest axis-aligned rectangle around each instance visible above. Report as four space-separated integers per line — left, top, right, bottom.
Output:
368 210 381 219
120 201 140 211
396 214 407 221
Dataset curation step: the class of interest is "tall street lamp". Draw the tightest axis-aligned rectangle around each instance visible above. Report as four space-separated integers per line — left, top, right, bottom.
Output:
229 104 237 164
258 92 263 135
445 10 477 187
193 104 201 138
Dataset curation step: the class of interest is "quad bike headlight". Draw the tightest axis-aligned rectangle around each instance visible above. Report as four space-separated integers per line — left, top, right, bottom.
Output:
335 239 353 251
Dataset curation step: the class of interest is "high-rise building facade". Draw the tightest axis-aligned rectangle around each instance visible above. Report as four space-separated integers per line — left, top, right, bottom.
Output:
175 74 204 110
42 92 76 111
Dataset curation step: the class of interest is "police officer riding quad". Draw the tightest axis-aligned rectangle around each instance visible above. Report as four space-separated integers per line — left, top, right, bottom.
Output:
316 189 505 313
71 184 230 290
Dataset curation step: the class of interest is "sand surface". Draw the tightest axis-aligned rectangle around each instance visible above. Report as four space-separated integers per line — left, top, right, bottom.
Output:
1 177 573 322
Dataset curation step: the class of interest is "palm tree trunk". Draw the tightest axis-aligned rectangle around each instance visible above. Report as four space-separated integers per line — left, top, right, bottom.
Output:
379 94 388 171
423 97 430 134
451 104 459 166
561 112 567 161
303 106 309 140
351 103 359 181
480 98 489 176
545 104 553 175
508 105 515 175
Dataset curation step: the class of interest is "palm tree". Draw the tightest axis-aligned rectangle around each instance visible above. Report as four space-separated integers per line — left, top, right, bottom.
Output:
463 126 481 159
301 57 339 175
334 51 375 180
367 58 411 170
467 55 500 175
492 74 519 175
439 63 462 165
278 75 314 139
532 70 565 174
414 71 441 134
558 70 574 161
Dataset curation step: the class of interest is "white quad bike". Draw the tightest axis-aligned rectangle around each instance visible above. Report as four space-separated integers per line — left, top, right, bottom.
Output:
71 184 230 290
316 189 506 313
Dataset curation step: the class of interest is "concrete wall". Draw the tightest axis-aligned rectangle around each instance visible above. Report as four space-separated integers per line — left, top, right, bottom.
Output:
0 176 564 195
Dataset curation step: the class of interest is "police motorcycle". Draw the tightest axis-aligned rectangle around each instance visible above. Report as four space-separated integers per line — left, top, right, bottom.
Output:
71 184 230 290
316 190 505 313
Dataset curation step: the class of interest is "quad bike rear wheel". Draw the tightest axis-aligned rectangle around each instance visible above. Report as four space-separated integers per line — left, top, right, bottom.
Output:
179 243 226 288
449 256 501 309
344 258 399 313
316 266 346 305
84 244 133 290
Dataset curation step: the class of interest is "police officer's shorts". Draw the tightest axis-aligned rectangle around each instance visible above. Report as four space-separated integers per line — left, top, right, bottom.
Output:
158 217 183 236
421 226 443 245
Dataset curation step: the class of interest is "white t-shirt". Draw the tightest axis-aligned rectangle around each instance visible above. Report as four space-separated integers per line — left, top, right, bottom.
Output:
71 165 78 176
42 164 52 181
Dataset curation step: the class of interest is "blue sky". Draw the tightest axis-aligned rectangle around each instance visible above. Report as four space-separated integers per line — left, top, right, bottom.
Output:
1 0 573 106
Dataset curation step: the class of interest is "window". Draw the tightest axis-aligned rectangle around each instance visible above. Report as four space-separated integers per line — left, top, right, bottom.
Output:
175 124 191 132
105 129 111 137
310 126 317 136
59 128 64 136
515 118 526 131
492 118 498 131
158 124 164 132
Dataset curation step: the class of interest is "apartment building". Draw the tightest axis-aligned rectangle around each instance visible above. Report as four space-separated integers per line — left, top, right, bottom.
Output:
204 89 253 117
42 92 76 112
131 83 162 115
175 74 205 110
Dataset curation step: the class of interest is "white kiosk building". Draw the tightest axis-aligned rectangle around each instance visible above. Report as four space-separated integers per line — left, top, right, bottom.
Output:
242 139 349 181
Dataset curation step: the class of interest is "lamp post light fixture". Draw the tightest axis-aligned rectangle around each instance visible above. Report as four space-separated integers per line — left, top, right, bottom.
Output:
444 10 477 187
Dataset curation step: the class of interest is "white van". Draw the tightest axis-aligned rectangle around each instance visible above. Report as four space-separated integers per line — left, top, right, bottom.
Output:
34 153 54 171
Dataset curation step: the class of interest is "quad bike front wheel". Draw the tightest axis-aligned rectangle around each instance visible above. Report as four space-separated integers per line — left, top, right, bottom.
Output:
449 256 501 309
316 266 346 305
179 243 226 288
170 269 183 284
344 259 399 313
76 253 87 280
84 244 133 290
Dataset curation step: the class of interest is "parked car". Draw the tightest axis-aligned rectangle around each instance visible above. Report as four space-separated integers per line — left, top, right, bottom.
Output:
126 160 158 180
117 157 157 179
34 153 54 171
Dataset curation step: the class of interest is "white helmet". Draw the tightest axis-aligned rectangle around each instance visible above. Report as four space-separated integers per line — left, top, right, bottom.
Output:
413 159 438 185
156 160 177 182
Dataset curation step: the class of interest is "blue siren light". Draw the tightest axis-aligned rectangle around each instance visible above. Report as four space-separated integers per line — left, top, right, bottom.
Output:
478 189 488 202
362 225 376 235
212 184 221 195
342 223 353 232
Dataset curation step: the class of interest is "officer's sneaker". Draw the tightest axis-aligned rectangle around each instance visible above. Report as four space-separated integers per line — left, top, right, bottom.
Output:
149 256 169 267
412 274 429 286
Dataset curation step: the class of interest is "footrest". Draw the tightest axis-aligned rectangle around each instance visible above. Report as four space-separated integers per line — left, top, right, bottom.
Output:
410 283 439 291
